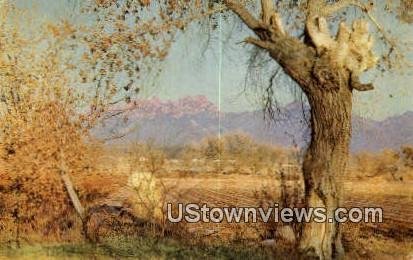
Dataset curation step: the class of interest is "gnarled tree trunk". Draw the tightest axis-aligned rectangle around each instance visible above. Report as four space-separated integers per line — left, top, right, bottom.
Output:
299 87 352 259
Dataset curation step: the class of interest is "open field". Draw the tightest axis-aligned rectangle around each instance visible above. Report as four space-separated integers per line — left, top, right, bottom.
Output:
162 175 413 235
158 174 413 258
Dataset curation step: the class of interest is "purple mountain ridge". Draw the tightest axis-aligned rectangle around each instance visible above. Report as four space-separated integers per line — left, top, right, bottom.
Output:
94 96 413 152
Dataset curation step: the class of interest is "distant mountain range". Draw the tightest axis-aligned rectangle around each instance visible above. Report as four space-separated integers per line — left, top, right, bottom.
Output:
93 96 413 152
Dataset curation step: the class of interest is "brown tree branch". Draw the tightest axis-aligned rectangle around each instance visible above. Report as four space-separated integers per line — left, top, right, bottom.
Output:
268 12 285 36
244 36 273 49
351 75 375 91
225 1 315 91
260 0 285 36
223 0 263 30
261 0 275 24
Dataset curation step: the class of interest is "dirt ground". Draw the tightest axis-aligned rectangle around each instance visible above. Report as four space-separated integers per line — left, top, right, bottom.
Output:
159 174 413 259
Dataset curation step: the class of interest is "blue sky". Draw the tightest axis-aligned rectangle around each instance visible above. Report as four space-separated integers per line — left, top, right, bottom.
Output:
13 0 413 120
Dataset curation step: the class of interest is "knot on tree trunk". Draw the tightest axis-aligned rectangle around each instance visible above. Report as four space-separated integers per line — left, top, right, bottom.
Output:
312 58 344 91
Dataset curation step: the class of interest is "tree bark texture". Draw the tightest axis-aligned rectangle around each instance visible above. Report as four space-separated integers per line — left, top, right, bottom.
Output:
299 85 352 259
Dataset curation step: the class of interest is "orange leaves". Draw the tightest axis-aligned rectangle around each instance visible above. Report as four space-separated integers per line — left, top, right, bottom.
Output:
140 0 151 6
167 0 179 11
0 98 103 240
47 24 61 37
46 20 76 39
0 4 101 241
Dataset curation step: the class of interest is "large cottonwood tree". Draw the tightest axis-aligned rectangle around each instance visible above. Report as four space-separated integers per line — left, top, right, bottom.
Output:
223 0 377 258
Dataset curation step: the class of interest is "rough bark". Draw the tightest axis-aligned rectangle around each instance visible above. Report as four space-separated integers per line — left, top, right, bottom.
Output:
299 83 352 259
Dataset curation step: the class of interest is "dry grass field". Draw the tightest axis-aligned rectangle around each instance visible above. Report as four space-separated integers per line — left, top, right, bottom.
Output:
158 174 413 257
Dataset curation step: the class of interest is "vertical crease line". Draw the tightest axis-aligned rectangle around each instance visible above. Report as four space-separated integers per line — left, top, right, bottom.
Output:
218 3 223 172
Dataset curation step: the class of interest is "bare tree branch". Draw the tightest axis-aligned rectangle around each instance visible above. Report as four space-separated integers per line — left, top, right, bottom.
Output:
224 0 314 91
351 75 375 91
223 0 263 30
244 36 273 49
261 0 275 24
